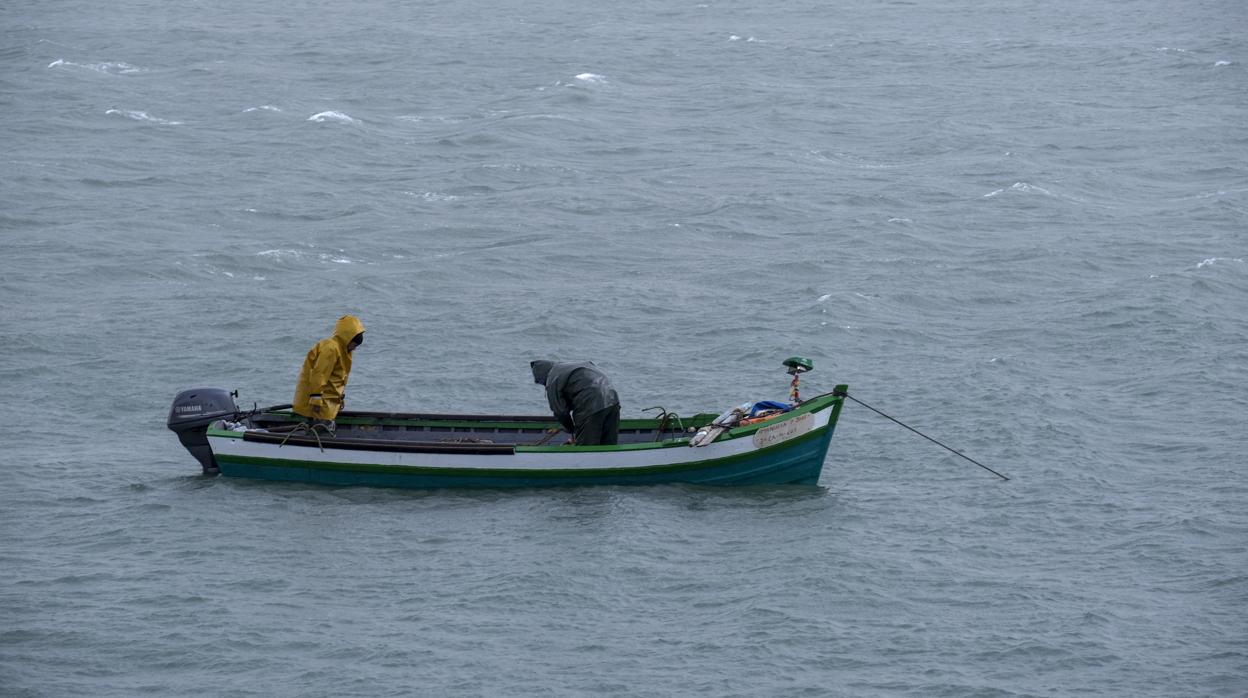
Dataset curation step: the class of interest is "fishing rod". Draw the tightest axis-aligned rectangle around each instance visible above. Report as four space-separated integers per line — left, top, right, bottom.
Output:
834 388 1010 481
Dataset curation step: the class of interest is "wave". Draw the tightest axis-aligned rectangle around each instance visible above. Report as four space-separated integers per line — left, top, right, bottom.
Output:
1195 257 1244 269
983 182 1054 198
243 105 282 113
48 59 144 74
404 191 460 202
307 111 356 124
104 109 182 125
554 73 607 88
396 114 468 124
256 249 362 265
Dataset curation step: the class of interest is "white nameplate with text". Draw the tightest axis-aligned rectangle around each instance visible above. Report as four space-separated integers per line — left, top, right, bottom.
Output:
752 413 813 449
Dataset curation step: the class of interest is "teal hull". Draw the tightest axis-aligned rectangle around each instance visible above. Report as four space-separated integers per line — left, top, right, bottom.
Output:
215 423 837 489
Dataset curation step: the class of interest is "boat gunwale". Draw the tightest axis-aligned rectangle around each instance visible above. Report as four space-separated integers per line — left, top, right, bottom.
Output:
214 421 836 479
209 392 845 455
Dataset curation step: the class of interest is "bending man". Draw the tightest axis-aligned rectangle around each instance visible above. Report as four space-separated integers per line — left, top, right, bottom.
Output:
293 315 365 429
530 360 620 446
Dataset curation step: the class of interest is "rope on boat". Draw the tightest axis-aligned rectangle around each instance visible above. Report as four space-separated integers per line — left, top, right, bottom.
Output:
276 421 332 453
838 390 1010 481
534 427 563 446
642 406 684 442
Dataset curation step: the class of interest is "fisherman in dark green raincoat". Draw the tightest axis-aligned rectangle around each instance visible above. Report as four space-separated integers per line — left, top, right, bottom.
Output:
530 360 620 446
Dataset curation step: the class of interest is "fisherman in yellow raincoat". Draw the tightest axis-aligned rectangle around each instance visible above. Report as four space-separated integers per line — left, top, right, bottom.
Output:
293 315 365 429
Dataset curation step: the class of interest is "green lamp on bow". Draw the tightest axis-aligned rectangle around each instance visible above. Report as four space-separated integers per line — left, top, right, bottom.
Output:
783 356 813 403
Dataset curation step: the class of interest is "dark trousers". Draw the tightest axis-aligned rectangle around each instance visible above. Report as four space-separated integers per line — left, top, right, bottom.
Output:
575 405 620 445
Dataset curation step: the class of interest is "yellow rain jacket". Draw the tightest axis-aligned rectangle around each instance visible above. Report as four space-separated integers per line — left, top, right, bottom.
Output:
292 315 364 420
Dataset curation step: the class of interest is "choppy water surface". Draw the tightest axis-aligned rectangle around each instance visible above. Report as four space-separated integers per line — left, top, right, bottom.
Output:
2 0 1246 695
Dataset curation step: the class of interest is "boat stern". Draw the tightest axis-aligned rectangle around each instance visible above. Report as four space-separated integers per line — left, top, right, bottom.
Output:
167 387 240 474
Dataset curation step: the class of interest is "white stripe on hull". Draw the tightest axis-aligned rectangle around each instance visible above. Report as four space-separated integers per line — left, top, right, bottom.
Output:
209 409 831 472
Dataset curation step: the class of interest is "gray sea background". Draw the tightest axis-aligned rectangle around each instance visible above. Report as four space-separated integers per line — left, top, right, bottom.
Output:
2 0 1246 695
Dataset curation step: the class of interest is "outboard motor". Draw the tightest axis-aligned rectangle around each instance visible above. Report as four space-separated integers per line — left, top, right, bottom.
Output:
167 387 240 474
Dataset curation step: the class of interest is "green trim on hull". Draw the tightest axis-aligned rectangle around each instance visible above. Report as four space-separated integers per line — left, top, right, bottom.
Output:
215 419 838 489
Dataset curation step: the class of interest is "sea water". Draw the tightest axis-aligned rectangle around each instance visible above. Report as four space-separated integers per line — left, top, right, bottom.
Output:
2 0 1246 695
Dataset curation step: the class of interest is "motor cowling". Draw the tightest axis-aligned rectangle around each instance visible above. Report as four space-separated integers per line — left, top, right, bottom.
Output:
167 387 240 473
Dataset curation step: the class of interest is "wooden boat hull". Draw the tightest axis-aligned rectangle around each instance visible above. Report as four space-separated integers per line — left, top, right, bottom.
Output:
195 389 846 489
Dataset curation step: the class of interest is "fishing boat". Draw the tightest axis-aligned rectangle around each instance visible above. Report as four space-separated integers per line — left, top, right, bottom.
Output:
166 360 847 489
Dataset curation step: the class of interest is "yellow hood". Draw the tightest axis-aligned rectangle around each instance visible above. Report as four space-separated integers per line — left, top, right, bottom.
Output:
332 315 365 347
